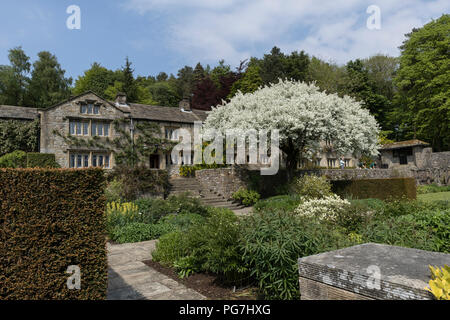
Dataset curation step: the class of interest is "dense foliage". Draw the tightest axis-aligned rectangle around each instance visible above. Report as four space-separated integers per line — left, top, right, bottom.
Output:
0 151 59 168
0 168 107 299
0 119 39 156
231 187 260 206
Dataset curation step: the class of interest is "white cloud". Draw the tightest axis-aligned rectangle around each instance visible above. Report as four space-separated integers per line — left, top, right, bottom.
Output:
123 0 449 65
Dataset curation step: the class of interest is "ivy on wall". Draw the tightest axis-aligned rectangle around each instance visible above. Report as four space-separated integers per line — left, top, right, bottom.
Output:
0 119 39 156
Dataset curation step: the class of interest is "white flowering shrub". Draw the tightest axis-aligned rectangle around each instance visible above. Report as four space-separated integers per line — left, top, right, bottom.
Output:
290 175 332 199
203 80 379 173
294 194 351 221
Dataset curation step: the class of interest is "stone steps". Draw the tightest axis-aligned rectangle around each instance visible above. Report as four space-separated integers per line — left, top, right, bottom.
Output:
168 177 245 210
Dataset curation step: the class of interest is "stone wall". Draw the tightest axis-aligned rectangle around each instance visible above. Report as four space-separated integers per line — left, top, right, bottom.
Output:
195 168 249 199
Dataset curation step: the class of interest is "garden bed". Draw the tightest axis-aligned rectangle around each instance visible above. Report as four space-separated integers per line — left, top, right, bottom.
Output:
143 260 259 300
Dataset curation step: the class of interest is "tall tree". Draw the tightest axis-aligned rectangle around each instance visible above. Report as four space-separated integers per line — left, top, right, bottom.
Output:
191 76 220 110
73 62 116 97
27 51 72 108
122 57 138 103
0 47 31 106
394 14 450 151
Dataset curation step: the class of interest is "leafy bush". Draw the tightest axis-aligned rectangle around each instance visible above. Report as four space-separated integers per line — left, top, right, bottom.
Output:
240 209 353 300
160 213 206 232
179 163 228 177
26 152 59 168
110 222 176 243
294 194 351 221
106 201 140 234
152 208 247 283
152 231 190 267
109 165 169 201
418 184 450 194
254 194 302 213
0 150 27 168
0 151 59 168
0 119 39 156
425 265 450 300
290 175 332 199
105 178 124 203
232 187 260 206
134 193 209 224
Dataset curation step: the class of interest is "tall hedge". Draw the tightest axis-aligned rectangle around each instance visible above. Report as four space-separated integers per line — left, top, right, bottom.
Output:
332 178 417 200
0 168 107 300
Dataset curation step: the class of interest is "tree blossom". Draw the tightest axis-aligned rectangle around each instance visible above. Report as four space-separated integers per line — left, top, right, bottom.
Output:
203 80 380 175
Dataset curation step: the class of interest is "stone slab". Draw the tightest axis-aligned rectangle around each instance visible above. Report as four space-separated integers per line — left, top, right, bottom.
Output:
298 243 450 300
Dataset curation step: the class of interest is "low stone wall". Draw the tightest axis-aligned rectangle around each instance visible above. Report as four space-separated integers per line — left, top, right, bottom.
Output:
195 168 249 199
411 167 449 185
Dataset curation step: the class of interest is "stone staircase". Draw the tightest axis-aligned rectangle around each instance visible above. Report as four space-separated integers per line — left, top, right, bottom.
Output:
168 177 245 210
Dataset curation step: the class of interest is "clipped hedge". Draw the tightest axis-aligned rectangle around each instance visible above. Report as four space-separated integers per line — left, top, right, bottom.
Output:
26 152 59 168
108 165 170 200
0 168 107 300
332 178 417 200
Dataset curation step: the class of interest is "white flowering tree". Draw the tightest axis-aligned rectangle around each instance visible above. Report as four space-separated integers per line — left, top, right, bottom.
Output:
203 80 379 179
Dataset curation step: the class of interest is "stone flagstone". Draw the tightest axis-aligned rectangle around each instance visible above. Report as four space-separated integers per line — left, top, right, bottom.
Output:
107 240 205 300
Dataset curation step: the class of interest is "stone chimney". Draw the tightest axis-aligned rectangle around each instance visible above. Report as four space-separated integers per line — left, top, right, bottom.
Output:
115 92 127 105
179 97 191 112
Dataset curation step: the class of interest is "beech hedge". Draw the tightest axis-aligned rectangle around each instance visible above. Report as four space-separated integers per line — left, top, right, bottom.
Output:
332 177 417 200
0 168 107 300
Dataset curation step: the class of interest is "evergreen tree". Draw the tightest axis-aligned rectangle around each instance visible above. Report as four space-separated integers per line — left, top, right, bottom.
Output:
27 51 72 108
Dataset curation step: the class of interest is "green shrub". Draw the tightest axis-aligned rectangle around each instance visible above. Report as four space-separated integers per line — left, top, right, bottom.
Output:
26 152 59 168
110 222 176 244
332 178 417 200
0 119 39 156
109 165 169 201
152 208 247 283
0 168 107 299
254 194 302 213
232 187 260 206
134 193 209 224
105 178 124 203
0 150 27 168
290 175 332 199
418 184 450 194
240 210 353 300
160 213 206 232
106 201 141 235
152 231 190 267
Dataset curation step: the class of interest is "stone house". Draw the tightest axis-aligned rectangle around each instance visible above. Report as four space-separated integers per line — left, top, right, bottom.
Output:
1 92 208 171
379 139 432 169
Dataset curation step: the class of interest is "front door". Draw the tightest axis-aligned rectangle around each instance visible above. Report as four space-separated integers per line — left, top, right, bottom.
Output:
149 154 160 169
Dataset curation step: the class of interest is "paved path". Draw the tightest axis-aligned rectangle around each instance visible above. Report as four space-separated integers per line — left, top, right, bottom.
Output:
107 240 205 300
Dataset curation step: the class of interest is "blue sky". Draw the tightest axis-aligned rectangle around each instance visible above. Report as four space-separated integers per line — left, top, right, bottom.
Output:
0 0 448 81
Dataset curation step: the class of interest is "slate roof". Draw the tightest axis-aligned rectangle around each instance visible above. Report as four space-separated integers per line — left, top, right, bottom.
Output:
123 103 208 124
380 139 429 150
0 105 39 120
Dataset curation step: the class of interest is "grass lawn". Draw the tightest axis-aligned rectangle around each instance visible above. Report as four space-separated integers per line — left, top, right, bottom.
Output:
417 191 450 202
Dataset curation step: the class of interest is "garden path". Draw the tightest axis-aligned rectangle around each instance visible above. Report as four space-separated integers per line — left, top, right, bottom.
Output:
107 240 205 300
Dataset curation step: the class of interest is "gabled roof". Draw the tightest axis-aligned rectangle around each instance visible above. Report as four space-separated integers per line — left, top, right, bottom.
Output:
42 91 126 114
122 103 208 124
380 139 430 150
0 105 39 120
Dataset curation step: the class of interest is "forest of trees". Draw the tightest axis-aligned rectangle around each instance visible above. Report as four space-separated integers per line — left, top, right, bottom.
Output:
0 14 448 151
